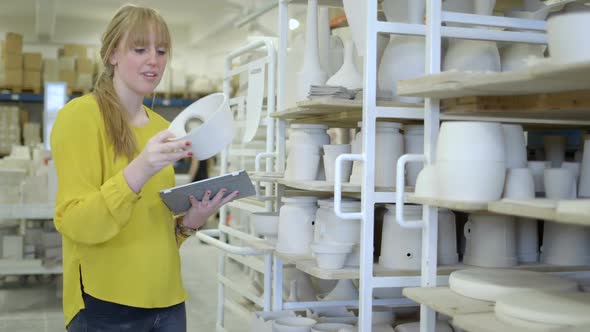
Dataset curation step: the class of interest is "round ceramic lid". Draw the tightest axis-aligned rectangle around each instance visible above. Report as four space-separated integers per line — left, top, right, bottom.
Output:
449 269 579 302
495 291 590 327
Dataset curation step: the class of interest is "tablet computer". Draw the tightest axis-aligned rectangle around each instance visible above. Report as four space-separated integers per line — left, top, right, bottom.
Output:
159 170 256 215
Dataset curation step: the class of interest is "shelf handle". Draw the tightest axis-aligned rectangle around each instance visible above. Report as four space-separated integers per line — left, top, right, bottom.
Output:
196 229 266 256
396 154 426 229
334 153 363 220
254 152 278 200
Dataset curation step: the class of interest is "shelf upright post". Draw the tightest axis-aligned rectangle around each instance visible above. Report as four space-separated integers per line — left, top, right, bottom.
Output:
272 0 289 312
358 0 380 330
421 1 442 332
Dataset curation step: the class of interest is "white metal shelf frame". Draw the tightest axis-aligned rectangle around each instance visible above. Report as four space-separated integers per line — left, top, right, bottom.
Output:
204 39 278 332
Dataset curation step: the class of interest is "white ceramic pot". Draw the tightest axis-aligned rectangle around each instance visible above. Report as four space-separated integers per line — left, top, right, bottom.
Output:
579 139 590 197
437 160 506 202
516 218 539 263
273 317 317 332
463 213 517 268
380 204 422 270
288 124 330 180
403 125 424 186
349 122 404 188
311 242 354 269
326 39 362 90
438 209 459 265
502 124 527 168
528 160 549 193
414 165 437 197
503 168 535 200
544 168 576 200
251 212 280 239
501 43 546 71
285 144 321 181
562 161 581 183
276 197 319 255
297 0 328 101
541 222 590 266
323 144 352 183
543 135 566 168
437 121 505 163
315 199 361 266
547 3 590 64
168 93 233 160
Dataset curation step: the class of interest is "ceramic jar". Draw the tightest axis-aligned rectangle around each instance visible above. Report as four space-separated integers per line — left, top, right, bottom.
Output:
285 144 321 181
380 204 422 270
543 135 566 168
349 122 404 188
541 222 590 266
276 197 319 255
288 124 331 180
323 144 352 183
404 125 424 187
547 3 590 64
314 199 361 266
502 124 527 169
463 213 518 268
436 121 506 202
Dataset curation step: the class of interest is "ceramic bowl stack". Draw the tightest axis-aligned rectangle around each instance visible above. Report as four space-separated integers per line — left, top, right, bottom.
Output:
415 121 506 202
313 199 361 268
168 93 234 160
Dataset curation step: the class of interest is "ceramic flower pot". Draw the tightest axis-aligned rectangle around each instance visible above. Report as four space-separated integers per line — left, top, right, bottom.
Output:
463 213 518 268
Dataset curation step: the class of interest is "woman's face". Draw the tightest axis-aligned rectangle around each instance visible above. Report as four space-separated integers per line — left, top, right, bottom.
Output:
110 27 168 98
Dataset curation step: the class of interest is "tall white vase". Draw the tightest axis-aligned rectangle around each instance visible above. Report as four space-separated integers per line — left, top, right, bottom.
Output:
297 0 328 101
378 0 425 102
318 7 332 76
342 0 366 56
326 40 362 89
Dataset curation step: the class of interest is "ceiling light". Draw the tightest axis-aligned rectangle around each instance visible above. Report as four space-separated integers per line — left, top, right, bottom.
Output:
289 18 300 30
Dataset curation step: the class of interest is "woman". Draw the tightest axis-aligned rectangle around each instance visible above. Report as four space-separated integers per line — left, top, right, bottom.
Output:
51 5 238 331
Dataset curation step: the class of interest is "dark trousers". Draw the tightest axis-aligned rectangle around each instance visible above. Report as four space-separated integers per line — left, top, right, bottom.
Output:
67 293 186 332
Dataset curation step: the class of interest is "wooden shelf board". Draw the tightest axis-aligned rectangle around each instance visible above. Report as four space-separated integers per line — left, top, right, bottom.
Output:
405 194 489 212
398 60 590 99
277 179 401 193
453 312 588 332
489 199 590 227
402 287 494 318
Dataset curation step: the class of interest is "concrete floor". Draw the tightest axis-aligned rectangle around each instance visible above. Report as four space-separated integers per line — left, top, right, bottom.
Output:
0 237 252 332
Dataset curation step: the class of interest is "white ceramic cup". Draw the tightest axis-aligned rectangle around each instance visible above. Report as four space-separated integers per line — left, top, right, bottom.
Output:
544 168 576 200
323 144 352 183
503 168 535 199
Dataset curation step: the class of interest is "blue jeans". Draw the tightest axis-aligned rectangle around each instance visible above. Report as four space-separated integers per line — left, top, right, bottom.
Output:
67 293 186 332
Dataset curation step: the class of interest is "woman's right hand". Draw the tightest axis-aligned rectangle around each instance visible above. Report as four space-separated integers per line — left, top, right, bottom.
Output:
124 130 192 193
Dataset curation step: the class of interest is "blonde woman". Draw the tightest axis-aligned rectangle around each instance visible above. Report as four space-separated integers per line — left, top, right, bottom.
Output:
51 5 238 331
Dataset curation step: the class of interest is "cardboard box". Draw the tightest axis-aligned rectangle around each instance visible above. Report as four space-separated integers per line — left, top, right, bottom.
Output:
43 59 59 82
23 53 42 71
76 73 93 89
58 56 76 71
61 44 87 59
0 69 23 87
2 53 22 69
4 32 23 54
23 70 41 89
76 58 93 74
58 70 76 88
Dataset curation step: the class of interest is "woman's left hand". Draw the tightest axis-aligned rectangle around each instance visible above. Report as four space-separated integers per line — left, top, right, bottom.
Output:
181 189 239 229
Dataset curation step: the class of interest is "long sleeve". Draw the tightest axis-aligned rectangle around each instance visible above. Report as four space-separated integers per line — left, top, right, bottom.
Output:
51 99 140 245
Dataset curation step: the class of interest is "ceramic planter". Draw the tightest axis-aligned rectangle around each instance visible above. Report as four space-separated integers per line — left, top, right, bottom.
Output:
380 204 422 270
276 196 319 255
463 213 517 268
547 3 590 64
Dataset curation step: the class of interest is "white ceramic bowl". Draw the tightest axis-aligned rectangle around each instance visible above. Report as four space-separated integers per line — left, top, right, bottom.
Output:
273 317 317 332
437 121 505 162
251 212 280 238
311 242 354 269
437 160 506 202
547 3 590 64
168 93 233 160
311 323 355 332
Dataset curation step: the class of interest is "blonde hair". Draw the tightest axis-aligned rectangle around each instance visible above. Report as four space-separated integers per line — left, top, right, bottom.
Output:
94 4 171 161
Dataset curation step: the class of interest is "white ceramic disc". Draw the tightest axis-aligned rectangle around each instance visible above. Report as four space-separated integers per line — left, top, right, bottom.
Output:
495 291 590 327
449 268 578 301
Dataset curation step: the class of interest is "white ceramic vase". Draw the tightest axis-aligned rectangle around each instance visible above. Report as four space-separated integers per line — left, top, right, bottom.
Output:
276 196 319 255
326 39 362 90
297 0 328 101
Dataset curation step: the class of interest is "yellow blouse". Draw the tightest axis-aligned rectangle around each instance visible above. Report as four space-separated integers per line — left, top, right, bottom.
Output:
51 94 188 326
